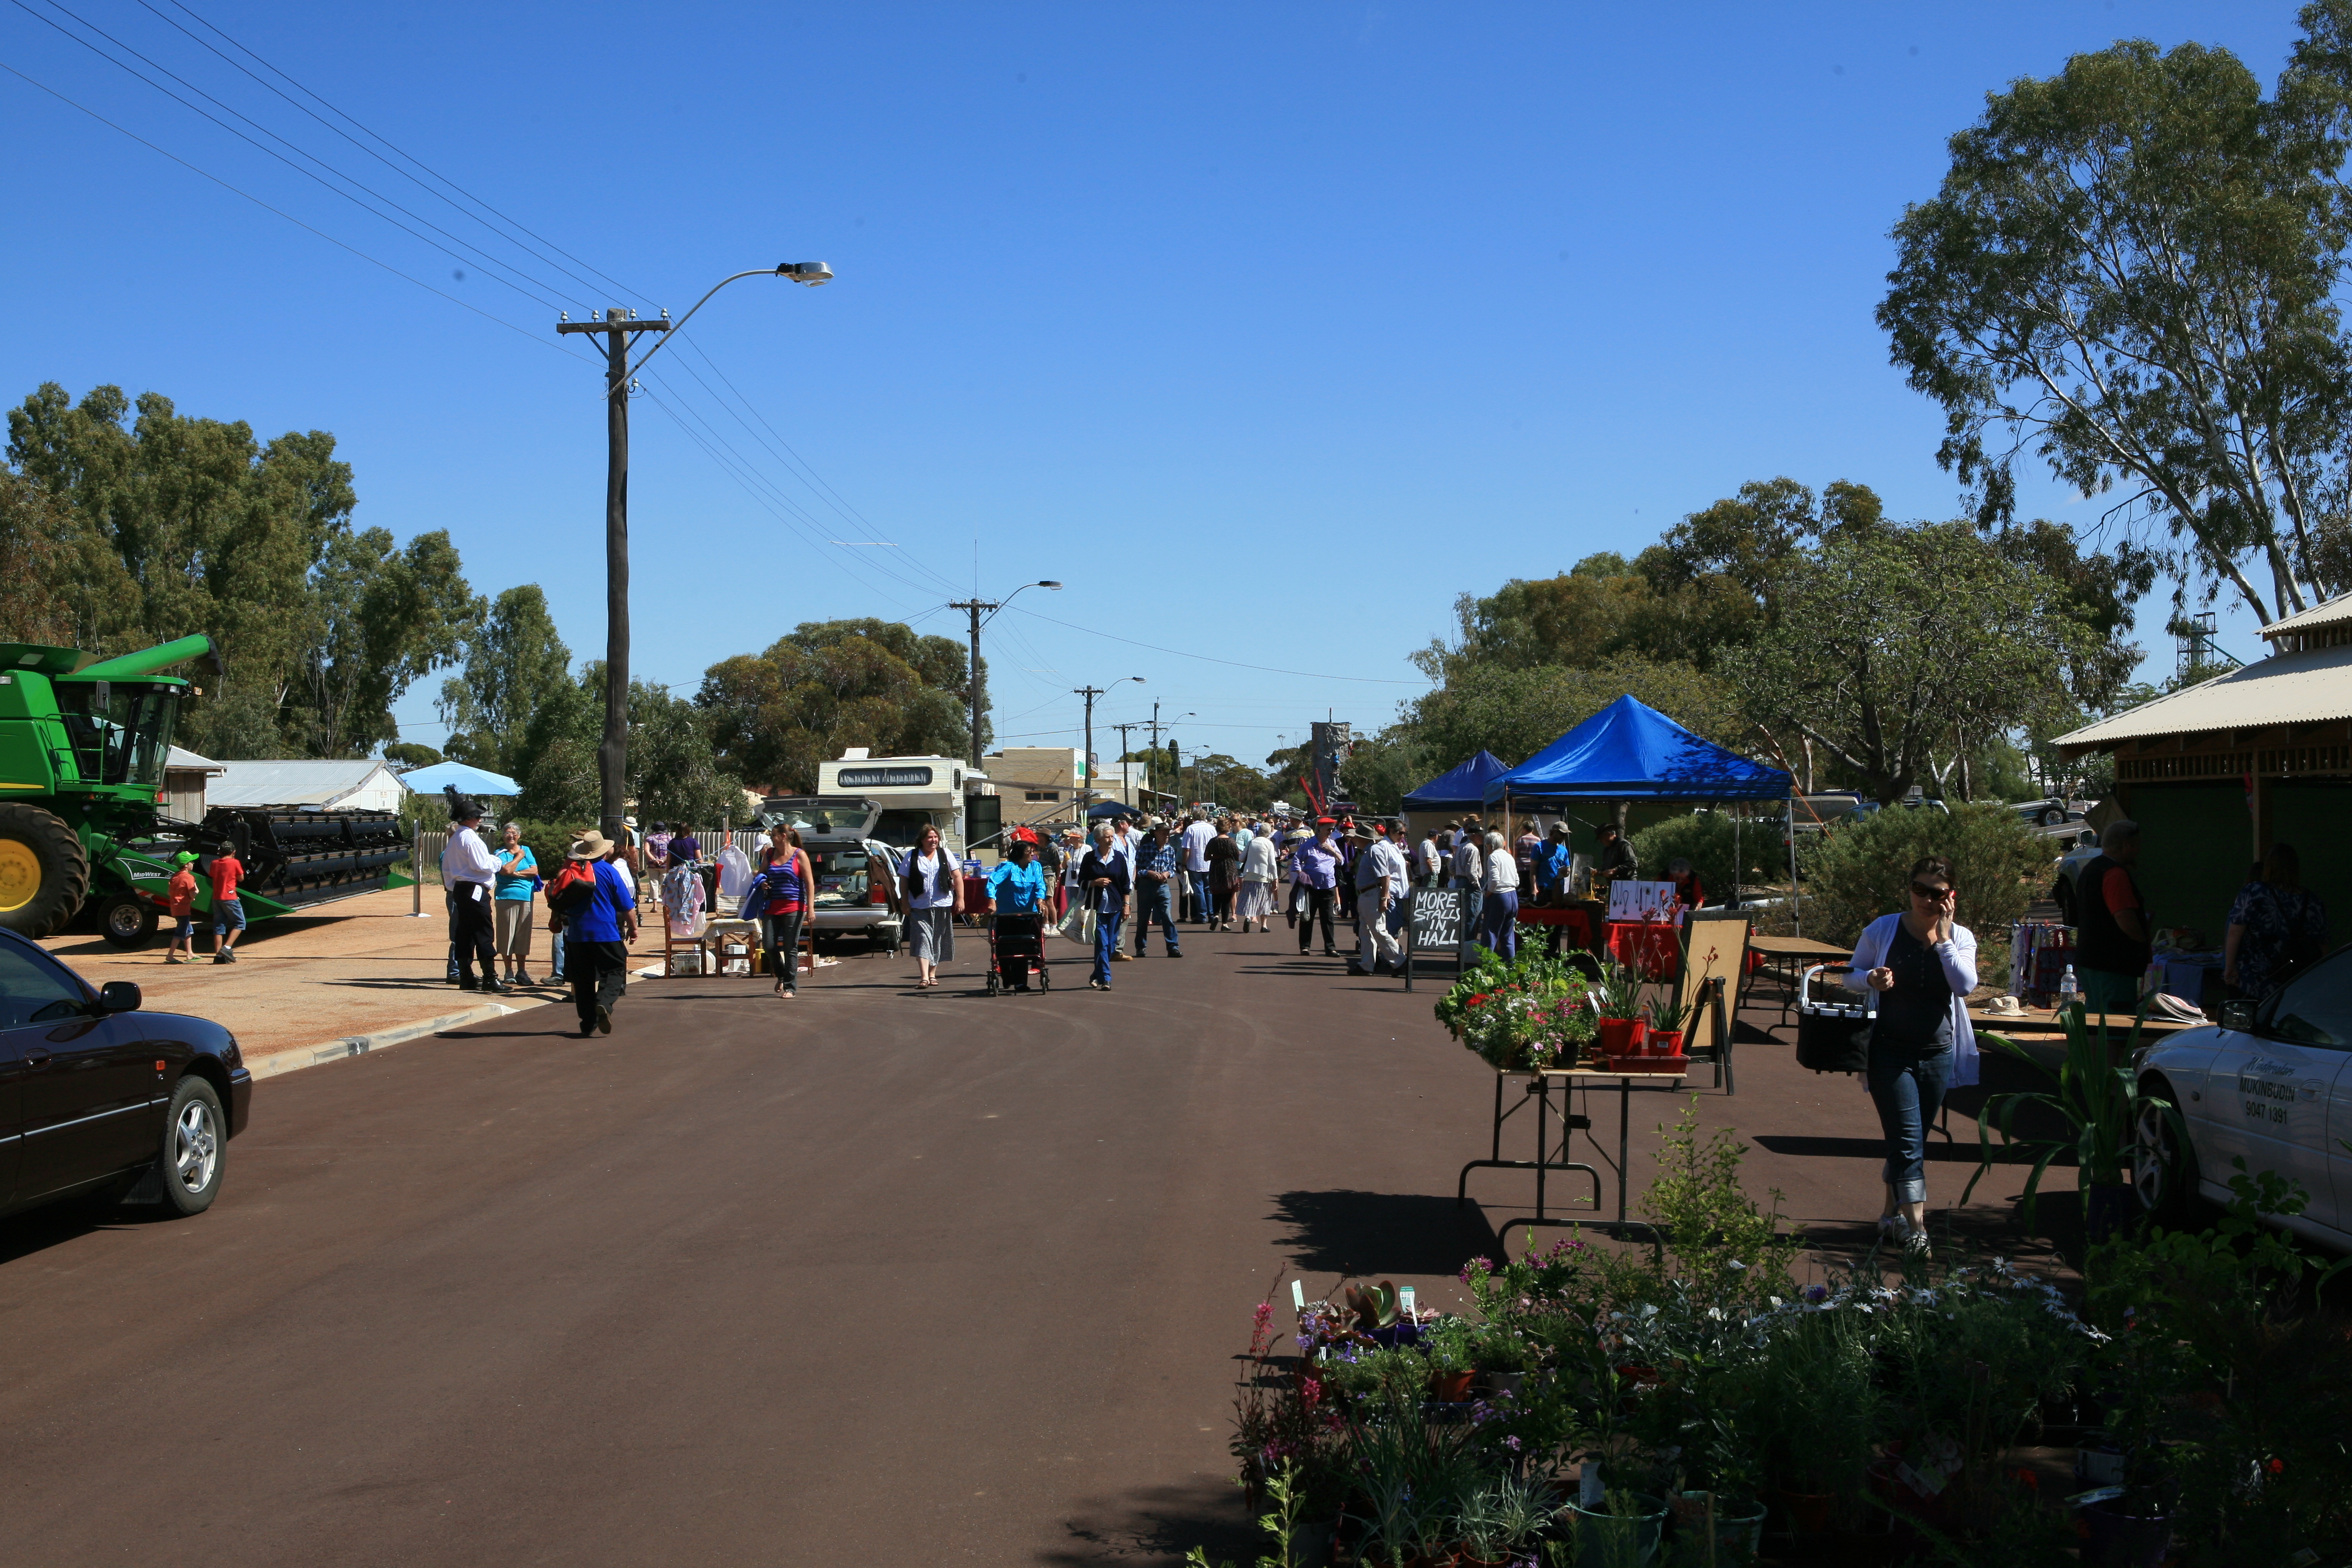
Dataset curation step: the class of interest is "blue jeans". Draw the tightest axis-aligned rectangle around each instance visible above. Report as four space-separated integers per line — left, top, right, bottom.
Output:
1136 880 1181 953
1480 890 1518 961
1093 912 1124 985
1867 1038 1953 1204
1187 870 1212 923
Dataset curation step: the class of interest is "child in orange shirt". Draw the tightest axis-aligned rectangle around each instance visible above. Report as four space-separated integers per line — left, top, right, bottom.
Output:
164 850 199 963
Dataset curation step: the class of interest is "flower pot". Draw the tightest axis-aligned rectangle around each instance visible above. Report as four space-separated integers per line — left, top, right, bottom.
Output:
2080 1494 2171 1567
1696 1495 1767 1566
1775 1488 1833 1535
1564 1493 1665 1568
1645 1027 1683 1056
2083 1182 2140 1244
2073 1435 2126 1487
1483 1369 1527 1400
1595 1016 1645 1055
1427 1368 1475 1403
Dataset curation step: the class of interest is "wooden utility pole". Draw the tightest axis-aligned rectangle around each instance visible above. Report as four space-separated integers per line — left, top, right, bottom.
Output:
1073 685 1106 810
556 307 670 844
947 598 995 771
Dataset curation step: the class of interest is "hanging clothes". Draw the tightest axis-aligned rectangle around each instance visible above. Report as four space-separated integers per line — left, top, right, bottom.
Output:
662 862 707 938
716 842 754 901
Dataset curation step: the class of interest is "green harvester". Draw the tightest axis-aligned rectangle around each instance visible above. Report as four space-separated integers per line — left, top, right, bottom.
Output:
0 635 409 946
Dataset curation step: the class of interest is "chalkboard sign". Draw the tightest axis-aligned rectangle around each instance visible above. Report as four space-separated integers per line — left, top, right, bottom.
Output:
1404 886 1480 990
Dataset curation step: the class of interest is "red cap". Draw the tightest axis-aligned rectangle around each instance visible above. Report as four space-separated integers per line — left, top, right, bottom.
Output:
1315 816 1337 825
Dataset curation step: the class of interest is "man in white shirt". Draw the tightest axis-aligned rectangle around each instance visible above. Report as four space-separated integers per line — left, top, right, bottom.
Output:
1180 811 1216 924
1417 827 1444 888
1350 822 1408 976
1451 815 1485 890
440 787 503 994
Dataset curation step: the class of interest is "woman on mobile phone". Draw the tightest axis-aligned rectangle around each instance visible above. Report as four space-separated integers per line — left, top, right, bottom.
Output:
1847 855 1979 1257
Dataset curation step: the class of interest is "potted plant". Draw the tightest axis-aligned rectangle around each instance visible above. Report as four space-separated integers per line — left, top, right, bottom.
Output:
1422 1318 1476 1403
1640 992 1697 1063
1591 960 1646 1059
1470 1322 1538 1398
1560 1486 1667 1568
1961 1004 2186 1242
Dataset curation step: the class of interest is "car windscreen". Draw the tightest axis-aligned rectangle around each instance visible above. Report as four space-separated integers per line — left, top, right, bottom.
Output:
2260 948 2352 1048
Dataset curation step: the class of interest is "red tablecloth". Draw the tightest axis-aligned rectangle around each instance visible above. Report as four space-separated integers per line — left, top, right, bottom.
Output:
1513 905 1598 950
1606 921 1682 979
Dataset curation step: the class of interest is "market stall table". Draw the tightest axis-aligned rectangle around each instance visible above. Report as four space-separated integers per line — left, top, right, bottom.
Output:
1749 933 1853 1027
1510 905 1598 950
1457 1065 1690 1231
1605 921 1682 979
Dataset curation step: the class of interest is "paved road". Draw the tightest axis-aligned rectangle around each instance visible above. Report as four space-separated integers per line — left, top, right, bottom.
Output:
0 925 2061 1565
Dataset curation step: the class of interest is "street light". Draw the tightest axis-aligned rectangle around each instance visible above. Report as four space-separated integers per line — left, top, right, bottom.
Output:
556 262 831 842
948 580 1063 769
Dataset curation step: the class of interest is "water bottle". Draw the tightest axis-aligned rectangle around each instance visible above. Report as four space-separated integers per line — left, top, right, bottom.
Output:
2059 964 2082 1010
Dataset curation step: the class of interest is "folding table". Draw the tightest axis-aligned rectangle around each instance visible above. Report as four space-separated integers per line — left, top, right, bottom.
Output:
1458 1066 1690 1230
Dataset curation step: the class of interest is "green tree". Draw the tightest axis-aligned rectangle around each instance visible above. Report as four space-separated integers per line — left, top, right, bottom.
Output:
4 383 470 757
698 618 974 793
1880 21 2352 623
437 584 573 777
384 742 443 768
0 468 129 647
1726 522 2085 804
512 666 743 827
1799 801 2052 947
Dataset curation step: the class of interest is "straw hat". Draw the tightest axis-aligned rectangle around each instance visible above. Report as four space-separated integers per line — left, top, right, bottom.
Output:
570 831 613 860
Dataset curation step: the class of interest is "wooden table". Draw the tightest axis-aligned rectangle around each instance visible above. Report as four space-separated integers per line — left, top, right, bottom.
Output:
1968 1006 2199 1038
1749 934 1853 1026
1458 1065 1689 1230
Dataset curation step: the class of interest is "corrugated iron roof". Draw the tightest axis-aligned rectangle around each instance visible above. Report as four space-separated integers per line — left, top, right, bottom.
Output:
2056 640 2352 751
206 760 404 808
165 745 222 773
2258 591 2352 641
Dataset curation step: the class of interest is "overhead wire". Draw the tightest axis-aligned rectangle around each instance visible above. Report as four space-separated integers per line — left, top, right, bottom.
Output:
1003 605 1432 685
0 57 597 365
136 0 648 307
11 0 582 313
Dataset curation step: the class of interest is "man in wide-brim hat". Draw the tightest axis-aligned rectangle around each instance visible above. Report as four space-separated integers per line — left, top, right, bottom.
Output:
552 829 635 1036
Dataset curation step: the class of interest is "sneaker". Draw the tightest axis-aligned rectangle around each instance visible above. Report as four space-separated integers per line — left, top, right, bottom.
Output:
1902 1228 1932 1259
595 1005 613 1035
1347 965 1371 977
1088 978 1106 990
1111 951 1133 962
212 952 231 965
1167 948 1183 957
1875 1214 1903 1239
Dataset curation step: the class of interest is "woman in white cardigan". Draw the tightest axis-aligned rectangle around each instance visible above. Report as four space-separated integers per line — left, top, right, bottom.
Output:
1848 855 1980 1256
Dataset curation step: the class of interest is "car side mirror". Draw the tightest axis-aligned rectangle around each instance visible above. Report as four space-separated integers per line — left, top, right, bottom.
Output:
2220 998 2255 1033
96 981 142 1014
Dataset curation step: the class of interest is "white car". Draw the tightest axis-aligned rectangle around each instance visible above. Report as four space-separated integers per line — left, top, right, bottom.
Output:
2132 948 2352 1250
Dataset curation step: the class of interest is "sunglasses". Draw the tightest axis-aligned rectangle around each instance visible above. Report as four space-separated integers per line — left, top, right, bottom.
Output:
1910 881 1953 900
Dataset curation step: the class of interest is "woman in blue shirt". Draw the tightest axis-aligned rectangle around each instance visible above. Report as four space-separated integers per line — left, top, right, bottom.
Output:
493 823 540 991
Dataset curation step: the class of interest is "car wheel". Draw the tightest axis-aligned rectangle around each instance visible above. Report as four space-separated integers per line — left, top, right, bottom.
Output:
2039 807 2065 827
2131 1084 2200 1227
96 890 159 950
152 1076 226 1217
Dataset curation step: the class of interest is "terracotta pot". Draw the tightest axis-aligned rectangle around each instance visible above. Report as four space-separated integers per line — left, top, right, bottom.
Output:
1775 1488 1833 1535
1595 1016 1645 1055
1428 1368 1475 1403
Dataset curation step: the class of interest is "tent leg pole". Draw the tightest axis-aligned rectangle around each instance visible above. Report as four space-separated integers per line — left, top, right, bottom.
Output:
1787 797 1800 936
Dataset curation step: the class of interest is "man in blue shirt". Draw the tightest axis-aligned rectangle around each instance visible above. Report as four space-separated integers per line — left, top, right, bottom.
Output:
1292 820 1345 957
561 831 638 1037
1132 818 1184 957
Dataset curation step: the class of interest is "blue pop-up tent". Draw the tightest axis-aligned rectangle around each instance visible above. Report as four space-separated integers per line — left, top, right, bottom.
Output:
396 760 523 798
1482 696 1789 806
1402 750 1512 811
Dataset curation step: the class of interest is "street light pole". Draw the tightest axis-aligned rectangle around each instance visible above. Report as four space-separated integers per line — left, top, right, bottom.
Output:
556 262 830 842
946 580 1062 770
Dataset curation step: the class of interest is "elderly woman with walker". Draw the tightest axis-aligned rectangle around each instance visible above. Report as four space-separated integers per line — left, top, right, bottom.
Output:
1849 854 1980 1258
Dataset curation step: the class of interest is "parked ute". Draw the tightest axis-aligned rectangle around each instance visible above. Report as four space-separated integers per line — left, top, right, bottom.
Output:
2134 947 2352 1250
0 927 249 1220
755 799 904 953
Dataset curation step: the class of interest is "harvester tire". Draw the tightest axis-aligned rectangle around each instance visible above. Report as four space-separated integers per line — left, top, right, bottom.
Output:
0 804 91 939
96 890 159 950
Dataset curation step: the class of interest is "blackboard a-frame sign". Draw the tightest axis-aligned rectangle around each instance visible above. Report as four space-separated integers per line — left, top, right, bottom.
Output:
1403 886 1479 992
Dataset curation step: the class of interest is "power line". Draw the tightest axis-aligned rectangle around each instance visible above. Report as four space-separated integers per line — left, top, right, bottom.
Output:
1003 605 1432 685
137 0 646 306
12 0 576 312
0 57 596 362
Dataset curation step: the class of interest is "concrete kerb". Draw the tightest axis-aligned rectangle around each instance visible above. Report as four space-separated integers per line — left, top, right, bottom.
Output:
243 995 555 1081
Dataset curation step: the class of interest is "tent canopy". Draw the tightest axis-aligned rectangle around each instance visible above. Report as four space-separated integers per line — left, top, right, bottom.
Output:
1482 695 1790 804
396 760 522 797
1086 799 1144 821
1402 750 1513 811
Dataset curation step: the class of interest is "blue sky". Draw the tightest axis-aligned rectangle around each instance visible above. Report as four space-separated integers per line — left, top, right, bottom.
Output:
3 2 2306 769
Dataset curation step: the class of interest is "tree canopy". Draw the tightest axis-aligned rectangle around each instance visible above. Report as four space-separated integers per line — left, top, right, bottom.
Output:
696 618 975 794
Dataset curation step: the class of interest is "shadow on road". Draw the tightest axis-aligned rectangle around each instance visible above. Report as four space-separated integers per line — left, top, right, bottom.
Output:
0 1199 166 1268
1267 1188 1502 1278
1042 1476 1253 1565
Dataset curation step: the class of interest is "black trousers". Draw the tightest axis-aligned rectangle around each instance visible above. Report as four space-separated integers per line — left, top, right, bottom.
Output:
449 882 496 984
568 939 629 1029
762 911 803 991
1296 886 1336 952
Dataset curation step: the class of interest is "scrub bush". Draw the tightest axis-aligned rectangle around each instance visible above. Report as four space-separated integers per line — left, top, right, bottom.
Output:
1798 800 2047 947
1627 809 1776 901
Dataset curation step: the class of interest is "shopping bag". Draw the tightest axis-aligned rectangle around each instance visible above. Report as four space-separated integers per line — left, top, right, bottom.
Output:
1059 904 1096 944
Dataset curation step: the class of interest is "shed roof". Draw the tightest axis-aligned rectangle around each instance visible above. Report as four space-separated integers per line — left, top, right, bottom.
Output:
2257 591 2352 643
206 760 404 809
2055 639 2352 752
165 745 223 775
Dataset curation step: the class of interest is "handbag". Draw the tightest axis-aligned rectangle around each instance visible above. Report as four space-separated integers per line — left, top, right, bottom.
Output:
1059 904 1096 944
1795 964 1872 1073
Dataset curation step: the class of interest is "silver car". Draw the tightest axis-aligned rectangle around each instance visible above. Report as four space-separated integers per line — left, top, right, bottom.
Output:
2132 948 2352 1250
756 797 905 953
